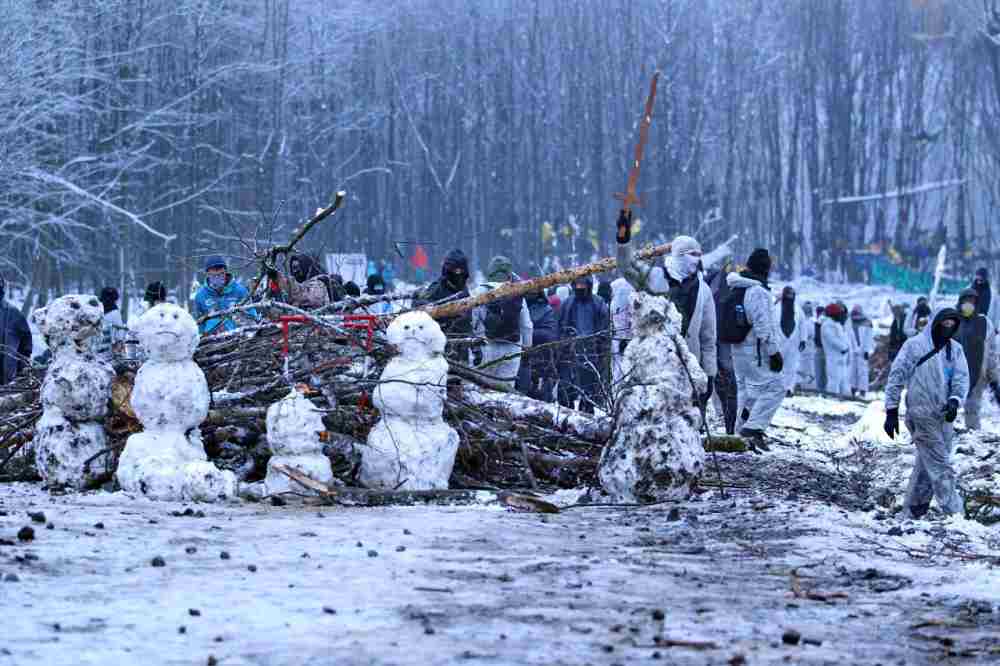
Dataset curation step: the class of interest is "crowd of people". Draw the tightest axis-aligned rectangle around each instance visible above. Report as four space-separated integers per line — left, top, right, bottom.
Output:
2 226 998 521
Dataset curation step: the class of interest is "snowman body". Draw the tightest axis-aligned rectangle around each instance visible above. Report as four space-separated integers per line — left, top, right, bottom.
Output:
32 295 114 489
116 303 236 501
263 391 334 496
360 311 459 490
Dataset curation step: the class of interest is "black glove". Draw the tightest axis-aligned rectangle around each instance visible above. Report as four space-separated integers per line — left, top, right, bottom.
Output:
841 349 849 355
472 347 484 366
864 352 870 361
618 339 629 355
991 383 1000 405
884 407 899 440
700 376 714 405
616 209 632 245
798 341 806 352
943 397 960 423
769 352 783 373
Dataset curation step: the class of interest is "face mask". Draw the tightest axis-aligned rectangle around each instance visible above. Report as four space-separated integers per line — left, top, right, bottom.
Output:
960 302 975 317
208 274 227 290
448 271 467 288
665 254 700 281
574 287 591 300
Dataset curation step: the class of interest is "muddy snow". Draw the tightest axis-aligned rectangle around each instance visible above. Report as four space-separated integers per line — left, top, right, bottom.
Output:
3 392 1000 665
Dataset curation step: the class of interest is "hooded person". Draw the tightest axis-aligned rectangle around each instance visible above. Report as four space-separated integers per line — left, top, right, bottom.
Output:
708 261 739 435
364 273 393 315
797 299 816 389
849 304 875 398
905 296 932 338
813 305 827 391
284 253 332 309
609 276 635 387
721 248 784 450
971 267 1000 331
414 249 474 345
471 256 533 389
888 302 910 362
0 275 32 386
557 273 609 414
884 306 970 518
617 226 718 398
517 288 559 401
821 303 851 396
773 286 805 396
954 288 1000 430
96 286 124 358
194 255 255 335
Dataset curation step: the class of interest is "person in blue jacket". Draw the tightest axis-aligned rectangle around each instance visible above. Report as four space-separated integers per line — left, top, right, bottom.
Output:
194 256 256 334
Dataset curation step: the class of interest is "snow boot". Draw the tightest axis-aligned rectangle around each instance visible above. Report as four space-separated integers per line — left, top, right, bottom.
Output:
909 502 931 520
740 428 770 453
786 390 793 398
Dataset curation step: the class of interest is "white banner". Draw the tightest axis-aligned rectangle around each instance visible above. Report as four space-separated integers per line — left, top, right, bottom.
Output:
326 253 367 285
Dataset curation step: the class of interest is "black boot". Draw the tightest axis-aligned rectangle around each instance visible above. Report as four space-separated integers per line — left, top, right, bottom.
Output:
909 502 931 519
740 428 770 453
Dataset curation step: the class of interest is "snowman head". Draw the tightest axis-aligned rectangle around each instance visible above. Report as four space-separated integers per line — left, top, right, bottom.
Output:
32 294 104 354
632 293 677 337
386 311 446 360
133 303 200 362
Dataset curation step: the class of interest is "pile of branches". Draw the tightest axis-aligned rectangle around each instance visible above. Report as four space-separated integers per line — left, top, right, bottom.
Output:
0 301 612 491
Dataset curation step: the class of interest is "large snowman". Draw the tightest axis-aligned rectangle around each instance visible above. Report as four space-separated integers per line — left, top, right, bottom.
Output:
598 293 706 502
32 295 115 489
116 303 236 501
360 311 460 490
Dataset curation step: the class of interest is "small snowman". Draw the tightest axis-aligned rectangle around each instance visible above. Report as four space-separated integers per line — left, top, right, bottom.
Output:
116 303 236 501
360 311 459 490
263 390 334 496
598 293 706 503
32 295 115 489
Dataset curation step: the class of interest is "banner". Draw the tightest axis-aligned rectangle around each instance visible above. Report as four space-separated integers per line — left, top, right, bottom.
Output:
325 253 367 285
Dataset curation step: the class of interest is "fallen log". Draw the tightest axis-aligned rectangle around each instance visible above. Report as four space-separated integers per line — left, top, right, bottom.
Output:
423 242 672 321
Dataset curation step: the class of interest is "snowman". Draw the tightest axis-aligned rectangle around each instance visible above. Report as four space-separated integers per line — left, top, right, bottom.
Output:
262 390 335 495
360 311 459 490
116 303 236 501
598 293 706 502
32 295 115 489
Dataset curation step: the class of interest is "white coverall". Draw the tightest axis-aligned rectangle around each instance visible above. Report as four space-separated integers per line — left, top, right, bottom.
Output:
797 305 816 389
885 307 970 517
821 316 851 396
849 318 875 393
726 272 784 433
773 301 805 392
609 277 635 386
472 283 533 389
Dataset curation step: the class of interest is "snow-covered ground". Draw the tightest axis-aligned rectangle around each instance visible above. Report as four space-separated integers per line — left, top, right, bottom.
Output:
3 390 1000 665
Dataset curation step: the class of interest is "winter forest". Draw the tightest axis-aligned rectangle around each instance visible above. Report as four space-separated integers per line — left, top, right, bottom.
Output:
3 0 1000 314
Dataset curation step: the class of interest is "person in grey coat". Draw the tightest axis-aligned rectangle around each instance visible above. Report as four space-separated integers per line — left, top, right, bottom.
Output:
0 276 33 385
884 306 969 519
616 223 718 400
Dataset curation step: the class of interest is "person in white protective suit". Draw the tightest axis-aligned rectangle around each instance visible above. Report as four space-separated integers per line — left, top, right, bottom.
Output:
471 256 533 389
773 286 806 397
615 222 717 404
609 277 635 386
798 299 816 389
821 303 851 396
954 288 1000 430
884 306 969 518
723 248 784 451
848 304 875 398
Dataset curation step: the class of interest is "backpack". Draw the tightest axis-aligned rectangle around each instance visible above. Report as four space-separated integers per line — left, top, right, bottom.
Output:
717 286 752 343
484 294 522 343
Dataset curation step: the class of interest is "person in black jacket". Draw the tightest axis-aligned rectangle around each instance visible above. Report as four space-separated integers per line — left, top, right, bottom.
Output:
0 276 32 385
517 290 559 401
557 275 609 413
414 249 474 359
